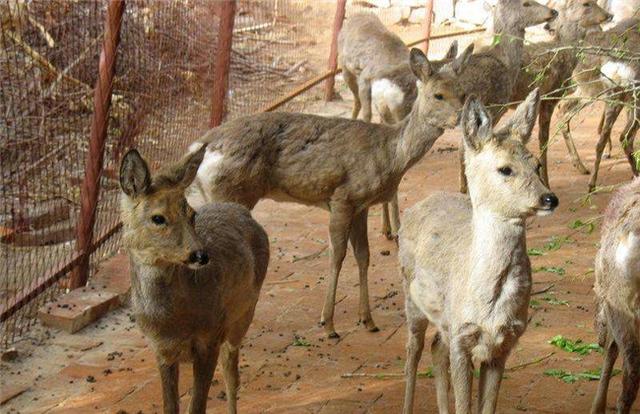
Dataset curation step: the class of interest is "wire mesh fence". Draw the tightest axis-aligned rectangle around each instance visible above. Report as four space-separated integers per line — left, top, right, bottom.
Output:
0 0 485 347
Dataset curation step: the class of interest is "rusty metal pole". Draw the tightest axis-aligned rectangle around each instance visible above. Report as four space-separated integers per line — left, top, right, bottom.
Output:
323 0 347 102
422 0 434 54
70 0 125 289
210 0 236 128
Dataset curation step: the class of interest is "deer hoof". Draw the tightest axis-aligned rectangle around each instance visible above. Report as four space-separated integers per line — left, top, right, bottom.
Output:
384 231 396 241
360 318 379 332
328 331 340 339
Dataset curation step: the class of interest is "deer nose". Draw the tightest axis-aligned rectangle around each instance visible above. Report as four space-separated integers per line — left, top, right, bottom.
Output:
550 9 558 19
540 193 559 210
605 13 613 22
188 250 209 266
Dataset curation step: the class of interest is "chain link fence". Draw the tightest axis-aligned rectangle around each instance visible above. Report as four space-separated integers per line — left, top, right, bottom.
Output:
0 0 483 347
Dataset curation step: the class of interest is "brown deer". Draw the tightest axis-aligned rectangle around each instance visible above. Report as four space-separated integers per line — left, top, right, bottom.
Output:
399 89 559 414
119 148 270 414
338 13 460 239
457 0 558 193
508 0 611 185
555 19 639 191
186 47 472 338
591 177 640 414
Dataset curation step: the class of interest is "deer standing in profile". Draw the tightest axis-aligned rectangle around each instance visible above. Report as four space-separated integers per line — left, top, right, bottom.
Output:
591 177 640 414
119 148 270 414
186 47 472 338
399 89 559 414
508 0 611 185
338 13 461 239
457 0 558 193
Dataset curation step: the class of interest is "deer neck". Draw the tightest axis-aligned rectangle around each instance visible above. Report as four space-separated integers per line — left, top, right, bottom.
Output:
492 19 526 82
392 97 444 174
466 207 529 302
555 22 588 43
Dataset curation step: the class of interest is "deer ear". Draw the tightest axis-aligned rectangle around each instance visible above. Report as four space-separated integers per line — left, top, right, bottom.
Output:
462 95 493 151
444 40 459 60
496 88 540 144
120 149 151 197
172 144 207 188
451 43 474 75
409 48 433 82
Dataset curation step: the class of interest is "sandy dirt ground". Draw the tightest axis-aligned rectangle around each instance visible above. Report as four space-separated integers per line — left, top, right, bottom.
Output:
2 84 640 413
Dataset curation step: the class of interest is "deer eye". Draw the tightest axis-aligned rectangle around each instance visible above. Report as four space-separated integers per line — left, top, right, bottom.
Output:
523 1 531 6
582 2 590 6
434 93 444 100
151 215 166 225
498 166 513 176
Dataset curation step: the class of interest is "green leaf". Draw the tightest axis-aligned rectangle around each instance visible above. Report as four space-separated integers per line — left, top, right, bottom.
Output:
491 33 502 46
533 266 566 276
292 335 311 347
569 219 595 234
549 335 603 355
544 367 621 383
542 295 569 306
527 248 545 256
544 236 574 251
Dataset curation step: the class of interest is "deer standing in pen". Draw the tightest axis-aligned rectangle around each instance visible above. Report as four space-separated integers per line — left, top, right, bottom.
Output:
399 89 559 414
338 13 461 239
119 148 269 414
555 19 639 191
507 0 611 185
457 0 558 193
591 177 640 414
186 47 472 338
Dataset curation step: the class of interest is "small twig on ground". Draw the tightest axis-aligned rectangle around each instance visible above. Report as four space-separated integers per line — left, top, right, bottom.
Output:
291 246 328 263
532 284 555 296
506 352 555 372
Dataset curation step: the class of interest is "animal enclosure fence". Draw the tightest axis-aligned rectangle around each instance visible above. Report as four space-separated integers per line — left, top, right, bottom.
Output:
0 0 482 347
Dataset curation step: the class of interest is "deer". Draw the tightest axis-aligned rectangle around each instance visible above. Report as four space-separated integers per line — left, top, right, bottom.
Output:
338 12 461 240
456 0 558 193
591 177 640 414
185 47 472 339
507 0 612 185
119 148 270 414
554 19 639 192
399 89 560 414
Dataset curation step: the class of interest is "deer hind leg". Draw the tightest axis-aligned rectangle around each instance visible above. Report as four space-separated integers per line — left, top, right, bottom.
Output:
432 332 451 414
477 354 508 414
616 331 640 413
620 106 639 176
158 359 180 414
321 202 354 338
557 94 590 174
189 344 220 414
350 208 378 332
357 77 373 123
343 69 361 120
591 338 619 414
459 138 468 194
381 192 400 241
589 102 623 192
221 342 240 414
402 296 429 414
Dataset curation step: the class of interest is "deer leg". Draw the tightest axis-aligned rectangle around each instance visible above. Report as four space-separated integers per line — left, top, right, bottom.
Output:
450 339 473 414
382 203 392 239
321 203 354 338
221 343 240 414
591 339 619 414
459 138 468 194
189 344 220 414
589 103 623 192
158 360 180 414
358 77 373 122
478 354 508 414
432 332 451 414
343 69 361 120
538 102 552 186
620 107 639 176
350 208 378 332
617 336 640 413
390 191 401 239
558 97 590 174
403 297 428 414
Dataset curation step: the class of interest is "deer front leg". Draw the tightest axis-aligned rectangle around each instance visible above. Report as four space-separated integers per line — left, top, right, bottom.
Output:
477 354 508 414
450 336 474 414
221 343 240 414
321 203 354 338
157 359 180 414
620 107 639 176
591 339 619 414
432 332 451 414
190 344 220 414
343 69 361 120
381 192 400 240
358 77 373 122
589 102 623 192
349 208 378 332
403 297 428 414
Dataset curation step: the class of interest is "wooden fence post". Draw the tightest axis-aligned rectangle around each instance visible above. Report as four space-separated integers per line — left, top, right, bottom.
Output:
70 0 125 289
423 0 434 53
210 0 237 128
323 0 347 102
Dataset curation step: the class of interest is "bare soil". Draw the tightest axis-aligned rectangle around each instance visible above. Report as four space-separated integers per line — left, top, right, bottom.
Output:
2 87 639 413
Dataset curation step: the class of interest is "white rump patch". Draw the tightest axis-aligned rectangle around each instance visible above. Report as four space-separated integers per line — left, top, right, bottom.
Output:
615 232 640 271
188 141 205 154
601 62 637 88
187 149 223 209
372 78 405 114
197 150 224 184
